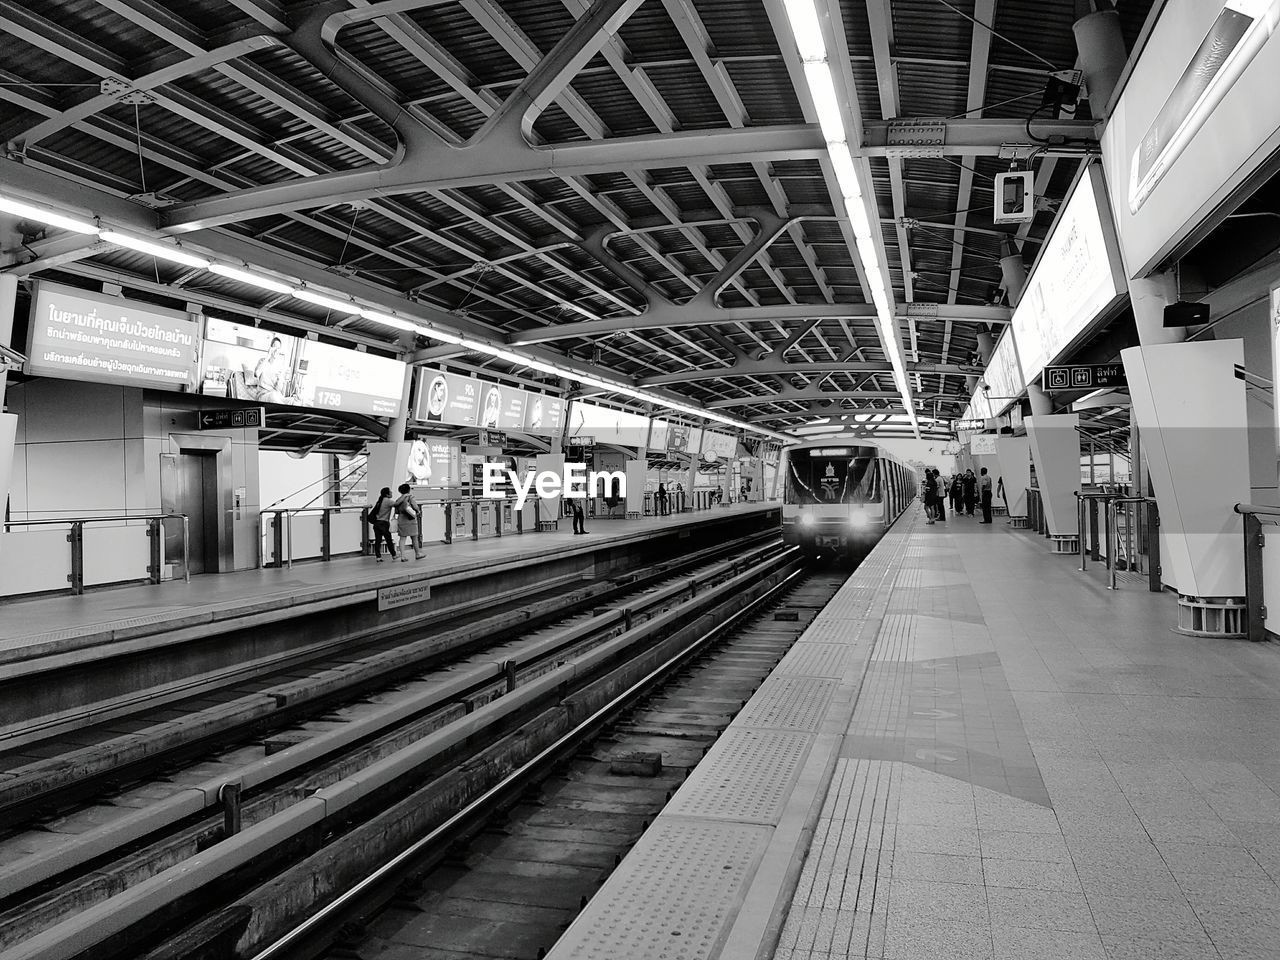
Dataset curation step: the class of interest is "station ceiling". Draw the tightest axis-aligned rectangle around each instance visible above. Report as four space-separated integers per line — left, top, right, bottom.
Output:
0 0 1156 446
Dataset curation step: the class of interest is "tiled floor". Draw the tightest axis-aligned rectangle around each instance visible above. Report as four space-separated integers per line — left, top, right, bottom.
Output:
775 513 1280 960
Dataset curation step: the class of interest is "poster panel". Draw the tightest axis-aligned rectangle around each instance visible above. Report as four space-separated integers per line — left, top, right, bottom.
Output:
27 280 198 391
414 369 480 426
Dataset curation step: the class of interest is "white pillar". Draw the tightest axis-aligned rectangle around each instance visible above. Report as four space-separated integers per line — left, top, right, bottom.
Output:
1130 271 1185 346
1025 414 1081 538
976 331 995 364
1026 382 1053 416
0 273 18 535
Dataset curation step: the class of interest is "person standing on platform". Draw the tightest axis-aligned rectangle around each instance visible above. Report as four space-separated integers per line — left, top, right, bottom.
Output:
949 475 962 515
368 486 397 561
657 482 669 516
393 483 424 560
923 469 937 524
674 481 684 512
979 468 994 523
963 469 977 517
934 470 946 522
570 497 588 535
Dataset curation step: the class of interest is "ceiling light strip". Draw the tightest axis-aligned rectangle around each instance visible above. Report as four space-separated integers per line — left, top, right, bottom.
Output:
7 192 790 440
782 0 919 436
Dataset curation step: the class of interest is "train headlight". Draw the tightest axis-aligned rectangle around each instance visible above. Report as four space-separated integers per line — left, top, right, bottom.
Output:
800 512 815 527
849 512 868 528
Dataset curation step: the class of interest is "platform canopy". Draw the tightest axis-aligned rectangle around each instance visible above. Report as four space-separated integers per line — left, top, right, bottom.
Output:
0 0 1154 445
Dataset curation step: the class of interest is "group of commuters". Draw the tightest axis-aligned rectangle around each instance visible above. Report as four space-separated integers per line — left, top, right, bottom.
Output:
922 467 995 525
368 483 425 561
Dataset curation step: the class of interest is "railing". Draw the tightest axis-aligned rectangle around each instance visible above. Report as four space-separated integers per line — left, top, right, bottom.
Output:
2 514 189 596
1026 488 1045 535
1234 503 1280 642
261 505 368 569
1075 492 1161 592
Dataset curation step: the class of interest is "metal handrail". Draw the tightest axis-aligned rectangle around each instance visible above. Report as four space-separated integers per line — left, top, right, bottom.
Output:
4 513 189 595
261 505 368 569
1105 496 1160 592
1234 502 1280 641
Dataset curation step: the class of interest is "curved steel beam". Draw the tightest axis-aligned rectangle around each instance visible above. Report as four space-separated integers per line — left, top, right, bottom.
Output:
639 359 980 387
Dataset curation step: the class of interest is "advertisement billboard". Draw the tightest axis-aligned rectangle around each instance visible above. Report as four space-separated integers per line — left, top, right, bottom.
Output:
200 317 406 417
522 394 565 435
406 436 462 487
1010 164 1127 385
667 423 690 453
701 429 739 461
983 331 1024 415
569 401 650 445
414 369 480 426
1101 0 1280 276
26 281 199 391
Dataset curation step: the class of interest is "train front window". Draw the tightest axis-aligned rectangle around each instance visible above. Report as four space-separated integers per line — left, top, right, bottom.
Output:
786 454 880 504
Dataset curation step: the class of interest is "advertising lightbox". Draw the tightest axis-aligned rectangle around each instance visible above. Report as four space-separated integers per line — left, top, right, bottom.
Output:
649 418 670 450
201 318 406 417
522 394 565 436
569 400 650 445
26 281 199 391
701 429 740 461
667 424 690 453
406 437 462 487
415 369 480 426
983 332 1024 415
1101 0 1280 277
1011 164 1127 385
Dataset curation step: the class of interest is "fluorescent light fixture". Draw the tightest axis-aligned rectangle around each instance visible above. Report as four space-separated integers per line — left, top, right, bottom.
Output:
844 196 874 240
359 309 420 333
0 194 98 234
803 61 846 145
863 263 885 294
783 0 827 61
293 287 359 314
208 263 296 295
829 143 862 201
98 231 210 270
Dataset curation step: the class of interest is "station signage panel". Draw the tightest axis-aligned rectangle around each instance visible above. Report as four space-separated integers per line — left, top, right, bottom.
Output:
199 317 406 418
26 281 199 391
196 406 265 430
1009 164 1126 386
1041 363 1126 392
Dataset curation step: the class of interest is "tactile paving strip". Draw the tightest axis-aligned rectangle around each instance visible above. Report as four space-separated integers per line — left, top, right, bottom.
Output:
548 819 772 960
666 728 813 824
774 641 858 678
735 677 837 731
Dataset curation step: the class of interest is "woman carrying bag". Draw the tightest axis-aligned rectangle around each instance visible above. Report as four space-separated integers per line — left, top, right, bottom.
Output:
393 482 425 560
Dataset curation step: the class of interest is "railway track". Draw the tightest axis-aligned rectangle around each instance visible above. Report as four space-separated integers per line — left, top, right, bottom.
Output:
0 538 814 960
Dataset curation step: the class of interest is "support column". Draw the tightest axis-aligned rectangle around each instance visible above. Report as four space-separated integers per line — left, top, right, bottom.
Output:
685 422 706 510
386 341 416 443
0 273 19 542
1026 382 1053 416
976 332 995 364
1073 2 1128 116
1025 414 1081 551
1130 271 1185 346
999 238 1027 307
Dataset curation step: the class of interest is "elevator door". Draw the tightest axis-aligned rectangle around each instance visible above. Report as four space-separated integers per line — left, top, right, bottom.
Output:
174 451 219 574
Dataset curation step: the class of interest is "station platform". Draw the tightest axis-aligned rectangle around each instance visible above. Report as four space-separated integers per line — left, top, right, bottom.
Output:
0 502 775 658
0 503 778 739
550 507 1280 960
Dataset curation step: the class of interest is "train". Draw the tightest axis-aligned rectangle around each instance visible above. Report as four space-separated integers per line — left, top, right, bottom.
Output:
780 439 919 560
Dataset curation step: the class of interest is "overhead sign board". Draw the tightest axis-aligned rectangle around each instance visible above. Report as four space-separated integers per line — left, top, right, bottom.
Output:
27 280 199 391
1010 164 1126 385
667 424 690 454
480 430 507 446
1101 0 1280 276
200 317 406 418
196 407 265 430
970 434 999 456
1041 363 1127 392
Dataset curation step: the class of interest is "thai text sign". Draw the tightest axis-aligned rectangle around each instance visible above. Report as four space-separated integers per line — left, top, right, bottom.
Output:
27 281 199 390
